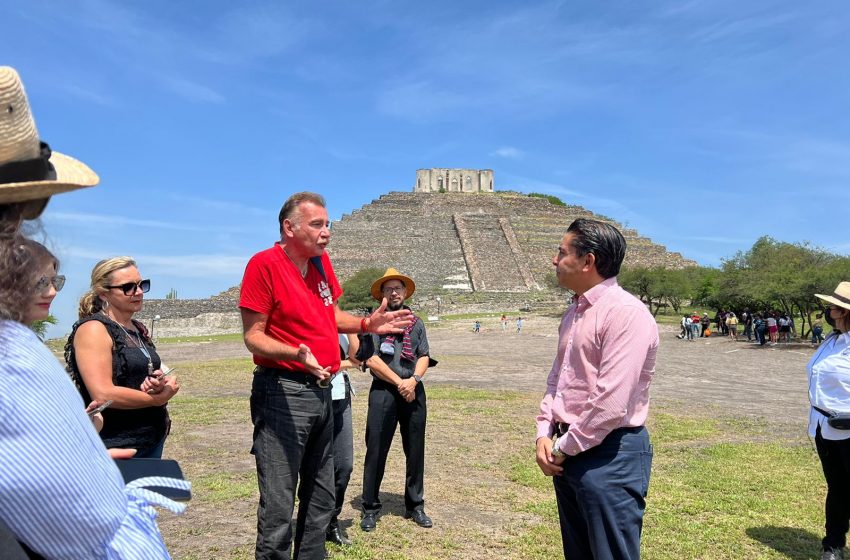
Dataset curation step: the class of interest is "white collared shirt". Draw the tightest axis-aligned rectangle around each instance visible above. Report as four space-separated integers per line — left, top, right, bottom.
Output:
808 331 850 440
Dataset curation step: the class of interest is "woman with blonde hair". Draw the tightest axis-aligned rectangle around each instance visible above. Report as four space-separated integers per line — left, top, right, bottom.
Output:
65 256 179 458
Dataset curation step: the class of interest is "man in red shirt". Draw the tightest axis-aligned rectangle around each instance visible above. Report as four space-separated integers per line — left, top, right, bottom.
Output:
240 192 411 560
536 218 658 560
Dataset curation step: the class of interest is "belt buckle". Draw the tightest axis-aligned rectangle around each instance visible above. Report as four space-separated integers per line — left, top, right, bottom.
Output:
317 378 330 389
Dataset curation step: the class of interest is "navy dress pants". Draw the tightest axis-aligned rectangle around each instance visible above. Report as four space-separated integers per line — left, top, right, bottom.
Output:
553 426 652 560
251 371 335 560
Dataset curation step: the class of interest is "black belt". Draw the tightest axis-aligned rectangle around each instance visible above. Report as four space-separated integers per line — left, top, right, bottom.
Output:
555 423 644 437
254 365 330 388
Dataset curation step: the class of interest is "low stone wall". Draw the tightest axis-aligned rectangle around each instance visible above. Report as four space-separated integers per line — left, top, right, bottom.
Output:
141 312 243 339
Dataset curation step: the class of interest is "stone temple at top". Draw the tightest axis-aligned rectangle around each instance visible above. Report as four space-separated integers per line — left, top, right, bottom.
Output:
415 168 494 193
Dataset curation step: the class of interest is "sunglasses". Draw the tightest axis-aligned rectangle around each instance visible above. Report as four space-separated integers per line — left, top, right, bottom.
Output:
35 275 66 293
106 279 151 295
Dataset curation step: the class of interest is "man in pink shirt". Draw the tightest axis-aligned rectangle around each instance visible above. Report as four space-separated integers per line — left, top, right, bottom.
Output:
536 218 659 560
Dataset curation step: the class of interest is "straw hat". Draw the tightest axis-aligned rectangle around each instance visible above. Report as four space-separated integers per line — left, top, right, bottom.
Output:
815 281 850 312
0 66 99 218
371 267 415 301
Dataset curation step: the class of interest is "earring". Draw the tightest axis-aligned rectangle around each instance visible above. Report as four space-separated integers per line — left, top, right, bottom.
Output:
101 300 109 312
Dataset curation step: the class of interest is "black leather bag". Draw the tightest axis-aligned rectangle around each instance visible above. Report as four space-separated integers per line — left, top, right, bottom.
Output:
827 413 850 430
814 406 850 430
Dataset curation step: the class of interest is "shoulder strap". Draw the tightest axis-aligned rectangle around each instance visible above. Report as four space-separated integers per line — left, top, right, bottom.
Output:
310 255 327 282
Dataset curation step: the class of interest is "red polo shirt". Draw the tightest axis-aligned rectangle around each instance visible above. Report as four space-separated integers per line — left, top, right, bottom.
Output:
239 243 343 373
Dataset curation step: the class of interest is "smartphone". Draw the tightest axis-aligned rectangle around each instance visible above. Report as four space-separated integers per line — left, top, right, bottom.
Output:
87 400 113 417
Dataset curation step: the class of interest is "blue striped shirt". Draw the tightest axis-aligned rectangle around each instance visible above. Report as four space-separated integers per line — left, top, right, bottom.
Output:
0 320 171 559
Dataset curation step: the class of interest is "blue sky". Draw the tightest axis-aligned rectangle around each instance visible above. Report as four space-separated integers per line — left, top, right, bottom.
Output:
3 0 849 336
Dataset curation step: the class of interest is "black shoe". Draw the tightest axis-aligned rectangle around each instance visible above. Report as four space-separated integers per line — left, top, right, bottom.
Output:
822 548 845 560
360 512 377 532
404 507 433 528
326 525 351 546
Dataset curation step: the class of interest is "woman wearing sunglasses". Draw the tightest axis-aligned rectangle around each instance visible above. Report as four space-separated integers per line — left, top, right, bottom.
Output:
65 256 180 459
17 238 64 327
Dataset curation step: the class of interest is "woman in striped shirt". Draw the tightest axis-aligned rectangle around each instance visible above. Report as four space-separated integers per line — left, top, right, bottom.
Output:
0 66 177 559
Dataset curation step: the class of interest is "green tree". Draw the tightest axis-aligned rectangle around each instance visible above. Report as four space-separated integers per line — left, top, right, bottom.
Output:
31 314 58 340
338 267 386 311
718 237 849 337
619 267 666 316
165 288 178 300
655 268 692 314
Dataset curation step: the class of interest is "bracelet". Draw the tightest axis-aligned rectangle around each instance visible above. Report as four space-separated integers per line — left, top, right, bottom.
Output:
360 318 368 334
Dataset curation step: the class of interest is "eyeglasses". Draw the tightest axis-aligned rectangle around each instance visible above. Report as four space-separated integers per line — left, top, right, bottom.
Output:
35 275 66 293
382 285 406 294
106 279 151 295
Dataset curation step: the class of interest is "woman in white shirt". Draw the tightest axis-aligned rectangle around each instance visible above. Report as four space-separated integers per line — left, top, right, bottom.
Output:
808 282 850 560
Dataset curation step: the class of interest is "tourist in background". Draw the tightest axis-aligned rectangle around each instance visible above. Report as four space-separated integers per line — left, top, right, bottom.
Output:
0 65 176 558
690 311 701 340
767 313 778 344
813 313 825 346
742 309 753 341
536 218 657 560
808 282 850 560
65 257 179 458
726 312 739 341
700 313 711 337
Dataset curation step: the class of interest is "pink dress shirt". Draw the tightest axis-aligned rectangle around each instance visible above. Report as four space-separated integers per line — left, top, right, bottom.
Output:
536 277 659 456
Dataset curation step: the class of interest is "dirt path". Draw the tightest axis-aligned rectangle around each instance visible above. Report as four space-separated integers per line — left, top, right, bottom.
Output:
158 315 816 428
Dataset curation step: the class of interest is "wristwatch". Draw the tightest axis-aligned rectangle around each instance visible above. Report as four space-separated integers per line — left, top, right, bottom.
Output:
413 374 422 384
550 435 565 459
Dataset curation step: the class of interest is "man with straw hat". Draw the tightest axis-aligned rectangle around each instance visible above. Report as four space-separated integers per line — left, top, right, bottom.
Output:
0 66 184 559
359 268 436 532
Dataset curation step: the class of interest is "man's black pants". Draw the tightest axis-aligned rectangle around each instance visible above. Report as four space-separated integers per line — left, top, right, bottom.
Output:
251 370 335 560
816 427 850 550
361 379 426 514
553 426 652 560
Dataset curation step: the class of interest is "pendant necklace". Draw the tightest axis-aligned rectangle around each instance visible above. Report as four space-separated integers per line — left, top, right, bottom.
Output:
281 244 309 278
116 321 154 376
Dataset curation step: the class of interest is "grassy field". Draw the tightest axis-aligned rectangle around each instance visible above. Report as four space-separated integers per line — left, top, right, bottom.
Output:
159 357 829 560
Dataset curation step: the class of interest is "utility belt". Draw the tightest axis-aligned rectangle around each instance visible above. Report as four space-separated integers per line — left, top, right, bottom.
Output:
254 365 330 389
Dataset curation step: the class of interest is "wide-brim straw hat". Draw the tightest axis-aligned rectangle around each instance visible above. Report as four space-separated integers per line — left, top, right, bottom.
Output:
815 281 850 312
0 66 99 218
371 267 415 301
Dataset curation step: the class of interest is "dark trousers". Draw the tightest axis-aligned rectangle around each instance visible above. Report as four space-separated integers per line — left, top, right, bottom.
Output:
331 385 354 526
816 427 850 550
251 371 335 560
553 427 652 560
361 379 427 514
